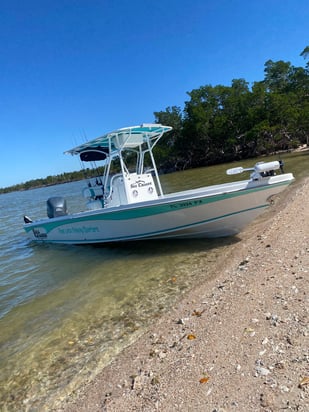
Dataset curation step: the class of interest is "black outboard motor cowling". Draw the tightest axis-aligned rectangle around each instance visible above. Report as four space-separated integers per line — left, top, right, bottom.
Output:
47 197 68 218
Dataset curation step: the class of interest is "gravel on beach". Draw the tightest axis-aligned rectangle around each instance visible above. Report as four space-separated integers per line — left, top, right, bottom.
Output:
60 177 308 412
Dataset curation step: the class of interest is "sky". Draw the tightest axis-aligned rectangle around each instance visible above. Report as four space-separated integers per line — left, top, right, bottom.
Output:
0 0 308 187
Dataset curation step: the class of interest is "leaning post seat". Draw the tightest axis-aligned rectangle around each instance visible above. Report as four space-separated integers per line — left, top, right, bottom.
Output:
82 186 104 199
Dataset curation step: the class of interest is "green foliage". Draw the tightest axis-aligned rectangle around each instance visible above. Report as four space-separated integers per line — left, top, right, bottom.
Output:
153 106 183 170
154 48 309 171
300 46 309 69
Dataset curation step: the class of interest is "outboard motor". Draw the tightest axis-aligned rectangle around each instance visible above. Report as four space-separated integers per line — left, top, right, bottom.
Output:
47 197 68 218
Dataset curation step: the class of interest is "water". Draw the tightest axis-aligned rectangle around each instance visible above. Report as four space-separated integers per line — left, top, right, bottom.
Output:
0 151 308 410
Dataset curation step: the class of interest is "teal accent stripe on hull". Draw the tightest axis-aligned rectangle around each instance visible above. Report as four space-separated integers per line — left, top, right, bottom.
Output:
38 203 268 244
25 181 289 235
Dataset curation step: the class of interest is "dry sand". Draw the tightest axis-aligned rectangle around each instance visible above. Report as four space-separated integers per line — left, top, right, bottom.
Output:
60 177 308 412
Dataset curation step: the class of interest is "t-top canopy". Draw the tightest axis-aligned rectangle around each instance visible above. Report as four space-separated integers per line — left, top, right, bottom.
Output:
65 124 172 156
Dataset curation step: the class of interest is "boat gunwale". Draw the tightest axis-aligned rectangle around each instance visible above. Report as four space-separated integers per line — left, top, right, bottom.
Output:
24 176 293 233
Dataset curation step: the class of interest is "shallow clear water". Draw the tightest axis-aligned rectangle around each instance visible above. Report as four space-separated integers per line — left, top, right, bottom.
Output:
0 151 307 410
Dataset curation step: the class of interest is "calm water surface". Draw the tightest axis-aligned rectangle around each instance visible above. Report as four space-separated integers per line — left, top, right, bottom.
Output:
0 151 307 410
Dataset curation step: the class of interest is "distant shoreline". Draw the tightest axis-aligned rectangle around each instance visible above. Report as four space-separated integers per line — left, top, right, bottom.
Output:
1 146 308 195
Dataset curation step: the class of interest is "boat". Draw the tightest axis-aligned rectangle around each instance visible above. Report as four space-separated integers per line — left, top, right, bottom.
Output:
23 123 294 244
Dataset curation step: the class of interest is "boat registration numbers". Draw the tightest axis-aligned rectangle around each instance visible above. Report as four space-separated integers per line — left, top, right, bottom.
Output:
169 199 203 210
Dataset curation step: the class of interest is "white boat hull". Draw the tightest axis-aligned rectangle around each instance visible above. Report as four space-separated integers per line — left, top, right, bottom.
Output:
24 174 293 244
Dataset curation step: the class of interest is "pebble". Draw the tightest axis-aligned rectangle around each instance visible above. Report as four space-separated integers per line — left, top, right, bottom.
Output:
271 315 280 326
280 385 290 393
255 366 271 376
176 318 185 325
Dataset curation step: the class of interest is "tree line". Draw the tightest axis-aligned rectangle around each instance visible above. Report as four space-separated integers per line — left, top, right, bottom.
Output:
0 169 95 194
154 47 309 171
1 47 308 194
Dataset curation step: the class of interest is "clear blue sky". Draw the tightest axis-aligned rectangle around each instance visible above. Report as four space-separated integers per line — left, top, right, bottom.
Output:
0 0 308 187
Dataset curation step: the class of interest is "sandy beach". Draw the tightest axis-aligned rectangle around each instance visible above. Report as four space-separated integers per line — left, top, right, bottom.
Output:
59 177 308 412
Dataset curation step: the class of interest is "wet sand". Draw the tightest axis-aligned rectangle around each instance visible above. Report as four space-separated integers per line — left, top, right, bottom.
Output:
59 177 308 412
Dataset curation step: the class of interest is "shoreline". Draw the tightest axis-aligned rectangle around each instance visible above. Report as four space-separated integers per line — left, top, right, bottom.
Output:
2 146 308 195
59 177 308 412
